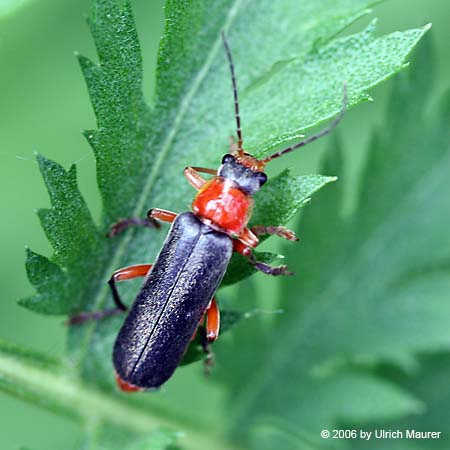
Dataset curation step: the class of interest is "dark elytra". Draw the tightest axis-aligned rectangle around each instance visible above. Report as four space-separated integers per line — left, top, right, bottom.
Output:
113 212 233 389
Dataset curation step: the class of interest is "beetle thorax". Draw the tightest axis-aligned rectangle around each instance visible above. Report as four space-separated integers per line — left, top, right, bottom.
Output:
192 177 253 235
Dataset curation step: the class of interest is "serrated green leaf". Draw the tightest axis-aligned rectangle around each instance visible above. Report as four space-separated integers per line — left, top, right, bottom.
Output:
221 172 336 286
24 155 105 315
225 35 450 449
251 171 337 228
20 248 69 314
245 19 430 155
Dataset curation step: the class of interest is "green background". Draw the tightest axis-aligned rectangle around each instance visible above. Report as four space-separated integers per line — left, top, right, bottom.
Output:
0 0 448 448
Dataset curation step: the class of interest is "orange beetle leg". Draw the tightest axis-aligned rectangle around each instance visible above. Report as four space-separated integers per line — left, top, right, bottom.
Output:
108 264 153 311
190 295 219 343
233 239 252 257
206 297 220 342
184 166 217 190
147 208 177 224
236 227 259 248
188 297 220 374
111 264 153 282
184 167 207 190
68 264 152 325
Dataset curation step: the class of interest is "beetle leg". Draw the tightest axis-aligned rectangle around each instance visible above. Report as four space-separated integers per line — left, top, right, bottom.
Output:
108 217 160 238
206 297 220 342
147 208 178 224
189 298 219 374
184 167 207 190
235 227 259 248
67 308 125 325
251 225 299 242
247 252 294 276
68 264 152 325
191 167 217 175
190 296 219 343
198 326 215 375
108 208 179 238
108 264 153 311
233 240 293 276
184 166 216 190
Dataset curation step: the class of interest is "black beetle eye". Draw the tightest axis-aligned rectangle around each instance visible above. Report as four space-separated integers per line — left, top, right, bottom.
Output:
256 172 268 186
222 154 234 164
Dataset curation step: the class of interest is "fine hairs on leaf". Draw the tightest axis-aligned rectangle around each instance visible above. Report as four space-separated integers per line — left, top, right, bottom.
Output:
0 0 432 449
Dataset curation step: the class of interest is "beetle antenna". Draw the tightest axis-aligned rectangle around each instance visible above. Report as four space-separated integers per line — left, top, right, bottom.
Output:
221 31 244 154
262 83 348 164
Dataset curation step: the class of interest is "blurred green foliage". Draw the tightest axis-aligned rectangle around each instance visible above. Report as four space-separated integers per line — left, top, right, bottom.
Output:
222 35 450 450
1 1 450 450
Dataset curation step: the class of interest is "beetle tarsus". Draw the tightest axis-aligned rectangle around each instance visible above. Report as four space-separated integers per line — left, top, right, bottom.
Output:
199 326 215 376
247 251 294 276
254 261 293 276
108 277 129 311
251 225 299 242
69 264 153 326
67 307 124 325
107 217 160 238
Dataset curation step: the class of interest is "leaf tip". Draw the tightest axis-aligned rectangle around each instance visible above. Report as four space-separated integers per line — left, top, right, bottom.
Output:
17 297 31 310
82 129 96 141
35 153 51 175
366 17 378 32
35 152 49 166
77 53 97 73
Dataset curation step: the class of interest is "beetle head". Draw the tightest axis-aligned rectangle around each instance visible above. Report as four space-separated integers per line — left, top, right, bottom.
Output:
218 154 267 194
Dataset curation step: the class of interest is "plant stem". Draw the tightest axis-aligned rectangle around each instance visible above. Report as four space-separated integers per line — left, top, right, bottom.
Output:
0 348 241 450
